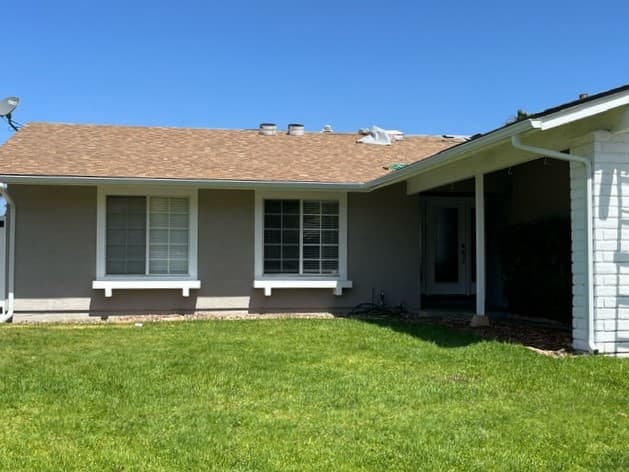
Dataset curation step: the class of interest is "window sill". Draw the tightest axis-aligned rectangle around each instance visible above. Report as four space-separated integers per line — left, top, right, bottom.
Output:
253 278 352 296
92 279 201 298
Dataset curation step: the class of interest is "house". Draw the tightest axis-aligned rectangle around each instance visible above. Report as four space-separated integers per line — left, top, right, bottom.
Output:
1 85 629 356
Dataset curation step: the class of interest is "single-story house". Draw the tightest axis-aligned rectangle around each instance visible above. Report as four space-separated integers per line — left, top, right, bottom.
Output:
1 85 629 356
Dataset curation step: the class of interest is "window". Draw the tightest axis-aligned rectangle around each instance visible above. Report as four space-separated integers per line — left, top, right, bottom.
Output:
96 187 198 282
255 191 348 283
106 196 189 275
263 199 339 275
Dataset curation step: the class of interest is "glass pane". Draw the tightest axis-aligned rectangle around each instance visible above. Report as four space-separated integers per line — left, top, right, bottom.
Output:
282 260 299 273
283 230 299 244
106 196 146 275
322 201 339 215
264 214 281 228
264 200 282 213
303 260 320 273
303 246 320 259
264 245 281 259
322 260 339 274
303 201 321 214
264 260 281 273
322 230 338 244
322 246 338 259
303 230 320 244
282 200 299 214
434 207 459 283
283 245 299 259
148 197 189 275
303 214 320 229
264 230 281 244
322 215 338 229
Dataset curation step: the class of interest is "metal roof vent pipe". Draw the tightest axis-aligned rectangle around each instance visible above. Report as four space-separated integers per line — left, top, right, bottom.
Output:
287 123 305 136
259 123 277 136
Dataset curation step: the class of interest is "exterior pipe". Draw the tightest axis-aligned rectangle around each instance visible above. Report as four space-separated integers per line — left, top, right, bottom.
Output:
0 183 15 322
511 135 597 353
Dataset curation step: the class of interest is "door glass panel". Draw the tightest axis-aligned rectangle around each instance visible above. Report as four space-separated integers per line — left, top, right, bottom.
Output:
434 207 459 283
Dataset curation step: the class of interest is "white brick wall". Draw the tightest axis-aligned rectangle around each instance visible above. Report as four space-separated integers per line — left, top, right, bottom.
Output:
569 139 591 352
589 131 629 355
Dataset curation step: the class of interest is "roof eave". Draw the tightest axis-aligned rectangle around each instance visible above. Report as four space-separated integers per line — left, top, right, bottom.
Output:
366 119 537 190
0 175 369 192
368 87 629 190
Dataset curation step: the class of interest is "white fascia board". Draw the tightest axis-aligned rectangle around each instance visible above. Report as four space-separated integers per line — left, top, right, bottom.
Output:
536 93 629 131
0 175 367 192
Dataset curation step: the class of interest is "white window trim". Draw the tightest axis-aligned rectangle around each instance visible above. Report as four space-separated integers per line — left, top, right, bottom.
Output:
254 190 351 296
93 185 200 297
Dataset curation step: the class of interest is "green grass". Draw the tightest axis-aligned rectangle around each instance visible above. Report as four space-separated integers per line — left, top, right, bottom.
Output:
0 318 627 471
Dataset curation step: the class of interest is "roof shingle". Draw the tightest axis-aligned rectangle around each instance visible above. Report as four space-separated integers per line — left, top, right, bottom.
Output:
0 123 463 184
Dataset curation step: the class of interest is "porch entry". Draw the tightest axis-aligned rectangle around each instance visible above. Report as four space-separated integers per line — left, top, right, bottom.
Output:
424 197 476 296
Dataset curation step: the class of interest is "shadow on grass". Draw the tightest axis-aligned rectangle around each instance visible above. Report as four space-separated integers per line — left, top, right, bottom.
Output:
351 316 483 349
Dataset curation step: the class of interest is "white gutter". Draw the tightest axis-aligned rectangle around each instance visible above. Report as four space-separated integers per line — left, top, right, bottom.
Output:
511 134 597 353
0 183 15 322
0 175 368 192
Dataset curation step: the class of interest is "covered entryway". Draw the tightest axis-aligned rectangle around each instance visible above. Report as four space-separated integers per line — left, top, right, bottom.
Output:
418 157 573 329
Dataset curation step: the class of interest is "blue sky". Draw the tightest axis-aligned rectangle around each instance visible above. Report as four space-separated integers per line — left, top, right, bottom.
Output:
1 0 628 144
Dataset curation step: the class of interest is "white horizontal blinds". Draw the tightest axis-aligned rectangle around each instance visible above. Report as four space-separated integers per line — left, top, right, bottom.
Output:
149 197 189 275
264 200 300 274
106 196 147 274
303 200 339 275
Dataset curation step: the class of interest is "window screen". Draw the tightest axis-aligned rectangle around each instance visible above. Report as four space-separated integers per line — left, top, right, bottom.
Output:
106 196 147 274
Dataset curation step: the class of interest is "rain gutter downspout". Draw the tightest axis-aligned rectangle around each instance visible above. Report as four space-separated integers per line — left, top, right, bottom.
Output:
511 134 597 353
0 183 15 322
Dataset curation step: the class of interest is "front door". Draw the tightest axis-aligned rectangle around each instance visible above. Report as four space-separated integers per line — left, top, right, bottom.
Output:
424 197 476 295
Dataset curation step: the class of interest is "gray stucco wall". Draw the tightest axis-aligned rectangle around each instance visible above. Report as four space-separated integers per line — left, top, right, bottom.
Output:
11 183 421 315
12 185 97 311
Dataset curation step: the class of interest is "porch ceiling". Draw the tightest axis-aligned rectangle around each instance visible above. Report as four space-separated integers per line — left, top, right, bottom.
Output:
405 106 627 194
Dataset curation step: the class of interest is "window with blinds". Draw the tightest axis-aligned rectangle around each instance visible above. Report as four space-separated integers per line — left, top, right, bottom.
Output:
149 197 189 274
105 196 189 276
263 199 339 275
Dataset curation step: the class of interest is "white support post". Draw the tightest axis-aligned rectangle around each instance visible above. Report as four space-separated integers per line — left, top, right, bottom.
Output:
471 173 489 327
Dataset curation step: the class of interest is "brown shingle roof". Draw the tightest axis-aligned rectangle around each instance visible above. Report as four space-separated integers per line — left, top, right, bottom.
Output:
0 122 463 184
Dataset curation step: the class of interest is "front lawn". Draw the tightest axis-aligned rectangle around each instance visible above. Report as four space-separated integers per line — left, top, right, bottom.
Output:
0 318 627 470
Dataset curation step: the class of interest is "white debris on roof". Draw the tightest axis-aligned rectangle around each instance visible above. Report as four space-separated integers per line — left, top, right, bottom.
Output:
357 126 404 146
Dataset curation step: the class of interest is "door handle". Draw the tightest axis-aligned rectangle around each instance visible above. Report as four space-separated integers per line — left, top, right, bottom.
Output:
461 243 466 262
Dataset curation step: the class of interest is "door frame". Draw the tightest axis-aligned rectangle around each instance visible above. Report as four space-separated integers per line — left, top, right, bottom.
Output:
423 196 476 296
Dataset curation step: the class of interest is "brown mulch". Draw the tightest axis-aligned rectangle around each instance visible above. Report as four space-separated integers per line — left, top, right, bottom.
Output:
415 314 573 356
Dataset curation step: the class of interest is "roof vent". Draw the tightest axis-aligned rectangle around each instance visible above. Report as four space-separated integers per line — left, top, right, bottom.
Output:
259 123 277 136
579 93 589 100
322 124 333 133
287 123 304 136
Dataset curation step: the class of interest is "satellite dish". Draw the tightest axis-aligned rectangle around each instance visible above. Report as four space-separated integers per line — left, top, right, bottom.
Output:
0 96 20 131
0 97 19 117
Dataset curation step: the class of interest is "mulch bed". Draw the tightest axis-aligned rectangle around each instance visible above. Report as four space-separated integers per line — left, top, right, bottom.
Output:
414 314 574 356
